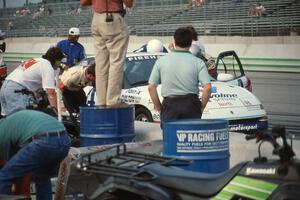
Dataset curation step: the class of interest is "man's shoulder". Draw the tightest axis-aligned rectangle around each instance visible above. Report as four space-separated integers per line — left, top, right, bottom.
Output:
62 65 83 75
37 58 51 65
76 42 85 50
159 53 173 61
57 39 68 46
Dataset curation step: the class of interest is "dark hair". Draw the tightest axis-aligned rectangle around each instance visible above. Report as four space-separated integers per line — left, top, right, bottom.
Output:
174 27 193 48
186 26 198 41
86 63 95 76
0 42 6 53
42 47 65 66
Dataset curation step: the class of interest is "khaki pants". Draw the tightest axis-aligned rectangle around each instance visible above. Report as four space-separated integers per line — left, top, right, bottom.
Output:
92 12 129 106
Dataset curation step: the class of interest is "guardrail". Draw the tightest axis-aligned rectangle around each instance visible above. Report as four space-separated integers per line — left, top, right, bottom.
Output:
219 57 300 73
3 53 43 62
3 52 300 73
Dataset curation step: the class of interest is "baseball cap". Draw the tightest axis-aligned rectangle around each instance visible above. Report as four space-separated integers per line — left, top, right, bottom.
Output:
68 27 80 36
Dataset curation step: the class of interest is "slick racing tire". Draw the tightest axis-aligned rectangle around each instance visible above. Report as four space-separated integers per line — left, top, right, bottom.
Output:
135 107 153 122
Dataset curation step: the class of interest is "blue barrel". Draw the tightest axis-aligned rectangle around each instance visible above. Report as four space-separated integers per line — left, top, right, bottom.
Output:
80 106 135 147
162 119 229 173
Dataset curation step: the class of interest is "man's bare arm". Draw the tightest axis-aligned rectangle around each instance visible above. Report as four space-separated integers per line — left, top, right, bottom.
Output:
148 84 162 112
46 88 58 109
200 83 212 113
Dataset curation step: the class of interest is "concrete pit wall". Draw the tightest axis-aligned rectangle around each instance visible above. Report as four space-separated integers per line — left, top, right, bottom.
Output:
4 35 300 58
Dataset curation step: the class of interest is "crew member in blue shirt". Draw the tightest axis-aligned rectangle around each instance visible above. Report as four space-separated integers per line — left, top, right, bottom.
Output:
56 27 86 72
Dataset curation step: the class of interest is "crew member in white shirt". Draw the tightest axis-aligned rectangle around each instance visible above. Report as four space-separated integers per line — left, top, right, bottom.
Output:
0 47 65 116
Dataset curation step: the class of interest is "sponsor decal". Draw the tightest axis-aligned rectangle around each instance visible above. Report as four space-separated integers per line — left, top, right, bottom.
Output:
21 58 38 69
121 94 141 104
218 102 234 107
243 100 252 106
230 124 258 131
211 86 217 93
230 119 268 132
212 176 278 200
211 93 238 99
246 105 261 111
124 88 142 95
246 167 276 175
176 129 229 153
127 55 159 61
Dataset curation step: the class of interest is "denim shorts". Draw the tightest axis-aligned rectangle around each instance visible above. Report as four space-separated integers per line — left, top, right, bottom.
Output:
0 80 29 116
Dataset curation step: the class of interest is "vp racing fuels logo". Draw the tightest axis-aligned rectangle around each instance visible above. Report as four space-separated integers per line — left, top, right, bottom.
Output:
176 129 229 153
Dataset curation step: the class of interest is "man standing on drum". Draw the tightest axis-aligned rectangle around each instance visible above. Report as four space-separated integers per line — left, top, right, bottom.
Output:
80 0 134 108
148 27 211 124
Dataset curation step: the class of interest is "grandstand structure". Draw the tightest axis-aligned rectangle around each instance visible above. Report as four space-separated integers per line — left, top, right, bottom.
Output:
0 0 299 38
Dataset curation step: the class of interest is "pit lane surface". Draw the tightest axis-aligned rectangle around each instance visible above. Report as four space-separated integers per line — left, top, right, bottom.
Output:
5 62 300 136
248 71 300 137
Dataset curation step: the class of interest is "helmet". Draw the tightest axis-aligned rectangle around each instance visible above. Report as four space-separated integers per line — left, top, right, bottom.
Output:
68 27 80 36
189 44 202 58
147 39 164 53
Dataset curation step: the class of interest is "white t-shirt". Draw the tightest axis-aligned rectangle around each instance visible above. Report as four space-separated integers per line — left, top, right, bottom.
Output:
6 57 55 91
192 40 205 54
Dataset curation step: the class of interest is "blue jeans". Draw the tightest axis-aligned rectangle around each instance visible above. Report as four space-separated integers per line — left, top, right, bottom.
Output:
0 80 29 116
0 132 71 200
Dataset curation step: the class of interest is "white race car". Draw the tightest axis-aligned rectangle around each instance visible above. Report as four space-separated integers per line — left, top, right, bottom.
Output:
80 51 268 133
0 36 6 87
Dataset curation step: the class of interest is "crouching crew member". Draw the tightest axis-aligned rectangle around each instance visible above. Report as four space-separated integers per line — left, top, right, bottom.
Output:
0 110 71 200
59 63 96 113
0 47 65 116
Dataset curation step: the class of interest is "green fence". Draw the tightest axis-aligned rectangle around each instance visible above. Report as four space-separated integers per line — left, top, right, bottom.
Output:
3 53 43 62
3 52 300 73
237 57 300 73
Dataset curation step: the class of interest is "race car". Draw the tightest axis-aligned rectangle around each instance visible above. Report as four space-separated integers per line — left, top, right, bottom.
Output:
80 51 267 133
0 34 6 88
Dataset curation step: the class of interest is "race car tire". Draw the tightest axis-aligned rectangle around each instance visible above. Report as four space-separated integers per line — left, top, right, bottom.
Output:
135 107 153 122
